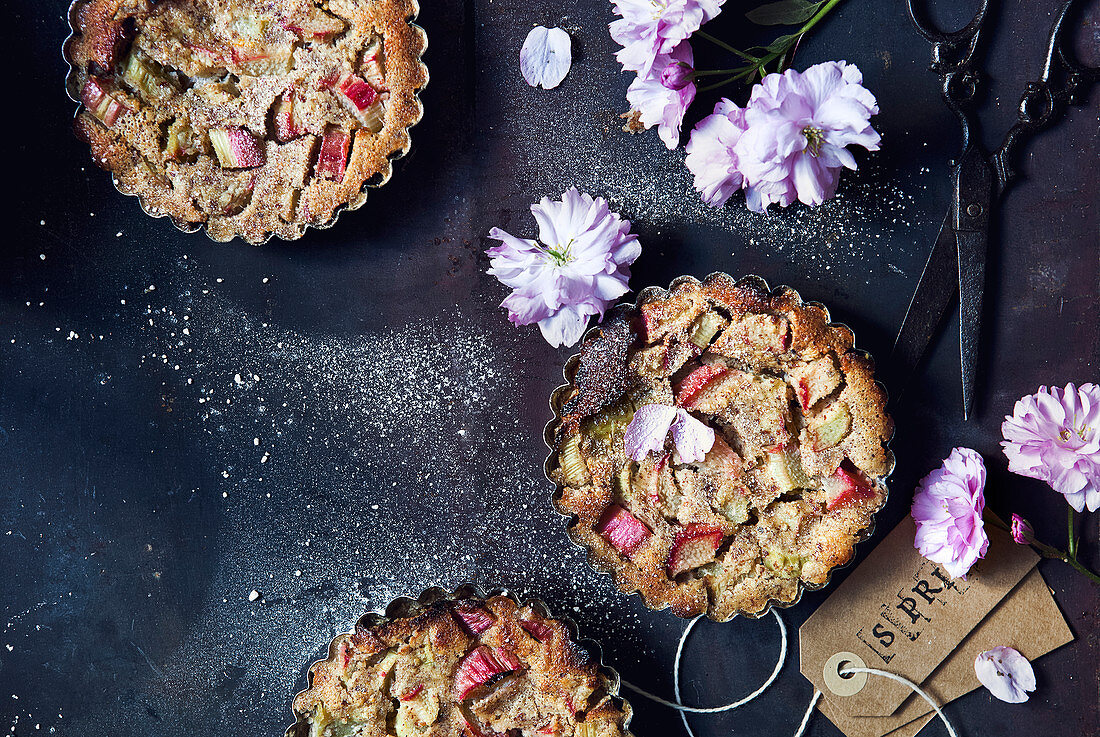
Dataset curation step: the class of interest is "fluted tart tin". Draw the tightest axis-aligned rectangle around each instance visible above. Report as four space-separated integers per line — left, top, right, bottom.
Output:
63 0 428 244
544 273 896 622
286 583 634 737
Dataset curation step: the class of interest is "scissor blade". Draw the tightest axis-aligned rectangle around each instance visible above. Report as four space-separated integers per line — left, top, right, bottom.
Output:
891 213 959 393
956 229 988 421
952 145 994 421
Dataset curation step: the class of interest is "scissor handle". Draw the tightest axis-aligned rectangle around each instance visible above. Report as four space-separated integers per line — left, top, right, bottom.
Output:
905 0 990 51
991 0 1100 192
906 0 992 152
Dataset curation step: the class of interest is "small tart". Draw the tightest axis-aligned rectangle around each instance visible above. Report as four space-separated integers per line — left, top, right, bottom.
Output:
290 593 632 737
65 0 427 243
548 274 894 620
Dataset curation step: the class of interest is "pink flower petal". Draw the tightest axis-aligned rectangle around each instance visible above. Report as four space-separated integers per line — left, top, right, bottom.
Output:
624 404 677 461
730 61 879 212
911 448 988 579
671 409 715 462
520 26 572 90
974 646 1035 703
685 98 748 207
625 41 696 149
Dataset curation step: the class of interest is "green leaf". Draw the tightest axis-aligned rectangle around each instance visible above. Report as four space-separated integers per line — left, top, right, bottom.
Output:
764 32 803 54
746 0 823 26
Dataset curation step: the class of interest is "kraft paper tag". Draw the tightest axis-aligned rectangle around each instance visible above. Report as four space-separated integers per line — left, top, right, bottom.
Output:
799 515 1039 717
816 566 1073 737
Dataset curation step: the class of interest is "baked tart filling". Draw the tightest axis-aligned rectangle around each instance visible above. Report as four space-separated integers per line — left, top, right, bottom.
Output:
66 0 427 243
290 594 631 737
549 274 894 620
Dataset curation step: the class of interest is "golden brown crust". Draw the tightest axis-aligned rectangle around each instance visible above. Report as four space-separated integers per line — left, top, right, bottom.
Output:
549 274 894 620
290 594 632 737
66 0 427 243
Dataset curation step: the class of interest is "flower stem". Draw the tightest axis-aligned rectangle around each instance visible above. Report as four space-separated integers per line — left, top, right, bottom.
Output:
696 30 758 63
1065 555 1100 585
1067 507 1078 558
697 72 752 92
693 0 847 89
692 68 747 77
1027 534 1100 585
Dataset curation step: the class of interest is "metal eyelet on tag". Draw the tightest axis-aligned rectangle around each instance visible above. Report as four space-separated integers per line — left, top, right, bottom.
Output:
823 652 868 697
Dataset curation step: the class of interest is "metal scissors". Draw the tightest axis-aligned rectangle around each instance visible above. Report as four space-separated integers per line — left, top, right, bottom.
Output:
893 0 1099 419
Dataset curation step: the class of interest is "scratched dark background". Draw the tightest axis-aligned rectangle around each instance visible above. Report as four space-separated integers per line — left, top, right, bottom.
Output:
2 0 1098 735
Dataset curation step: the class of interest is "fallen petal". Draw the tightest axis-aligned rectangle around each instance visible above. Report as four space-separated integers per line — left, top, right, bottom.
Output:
520 26 572 89
974 646 1035 703
671 409 715 462
623 404 678 461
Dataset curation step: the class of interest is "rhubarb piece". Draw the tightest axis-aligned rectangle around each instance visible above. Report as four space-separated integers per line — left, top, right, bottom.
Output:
581 399 636 442
558 434 588 487
790 356 842 410
213 175 256 216
822 461 875 510
182 41 227 74
675 364 728 409
362 48 387 91
338 72 379 111
81 77 128 127
209 128 264 169
493 647 521 672
453 646 518 699
667 523 724 577
763 548 804 579
767 446 812 492
595 504 650 557
122 50 171 99
688 311 726 349
230 43 294 75
812 402 852 451
454 602 495 636
273 94 304 142
399 684 424 701
315 127 351 180
281 8 347 40
165 119 199 161
614 462 632 496
359 100 386 135
519 619 555 642
337 72 386 134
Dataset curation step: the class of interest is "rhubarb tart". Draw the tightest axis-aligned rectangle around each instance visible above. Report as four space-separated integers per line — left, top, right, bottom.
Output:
288 589 632 737
546 274 894 620
64 0 427 243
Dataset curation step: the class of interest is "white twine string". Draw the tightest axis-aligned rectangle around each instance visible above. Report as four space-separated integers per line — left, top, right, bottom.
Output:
619 609 960 737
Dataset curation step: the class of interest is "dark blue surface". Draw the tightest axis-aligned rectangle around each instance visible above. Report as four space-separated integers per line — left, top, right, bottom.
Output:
2 1 1098 735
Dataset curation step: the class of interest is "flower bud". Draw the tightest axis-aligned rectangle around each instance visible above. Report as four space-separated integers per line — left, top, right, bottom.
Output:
1010 514 1034 545
660 61 694 91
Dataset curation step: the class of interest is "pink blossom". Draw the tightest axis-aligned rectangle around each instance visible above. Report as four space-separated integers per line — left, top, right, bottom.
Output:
734 61 880 212
1001 382 1100 513
610 0 725 77
625 42 696 149
1009 514 1034 545
487 188 641 347
911 448 989 579
624 404 715 462
974 646 1035 703
684 99 749 207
